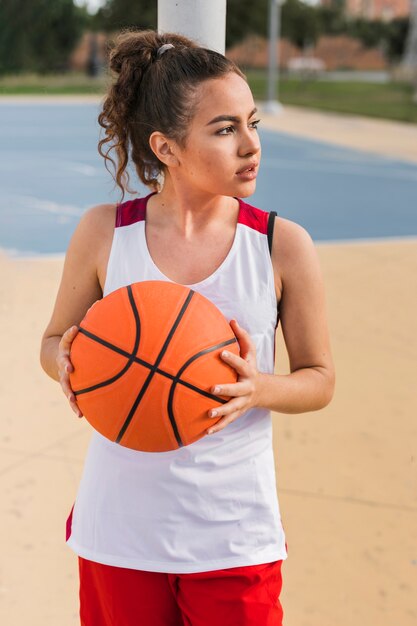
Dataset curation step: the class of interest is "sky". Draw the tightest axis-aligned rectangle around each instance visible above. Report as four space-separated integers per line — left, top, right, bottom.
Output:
74 0 106 14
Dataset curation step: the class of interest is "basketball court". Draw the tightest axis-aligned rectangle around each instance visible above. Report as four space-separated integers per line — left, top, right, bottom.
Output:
1 99 417 255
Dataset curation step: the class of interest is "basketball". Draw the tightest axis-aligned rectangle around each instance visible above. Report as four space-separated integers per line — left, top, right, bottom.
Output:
69 280 240 452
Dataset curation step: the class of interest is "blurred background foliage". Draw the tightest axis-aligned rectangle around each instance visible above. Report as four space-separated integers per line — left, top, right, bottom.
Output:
0 0 88 73
0 0 415 122
93 0 409 62
0 0 410 74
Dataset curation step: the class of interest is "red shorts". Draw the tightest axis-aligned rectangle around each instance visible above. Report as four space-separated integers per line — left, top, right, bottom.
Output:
78 556 284 626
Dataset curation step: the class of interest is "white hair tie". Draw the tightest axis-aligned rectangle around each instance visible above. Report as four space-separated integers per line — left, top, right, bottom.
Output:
157 43 175 58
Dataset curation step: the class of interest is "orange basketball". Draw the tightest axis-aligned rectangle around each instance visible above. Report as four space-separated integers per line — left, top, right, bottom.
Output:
69 280 240 452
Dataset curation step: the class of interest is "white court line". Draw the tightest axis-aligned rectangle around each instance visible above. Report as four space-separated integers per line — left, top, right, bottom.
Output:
1 194 84 217
63 161 101 176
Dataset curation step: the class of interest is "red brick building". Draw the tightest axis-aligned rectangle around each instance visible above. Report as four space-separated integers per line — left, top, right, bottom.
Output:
321 0 411 20
69 31 108 72
226 34 388 71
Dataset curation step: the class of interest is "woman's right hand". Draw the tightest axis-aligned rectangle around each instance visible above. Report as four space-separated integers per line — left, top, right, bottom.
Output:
57 325 83 418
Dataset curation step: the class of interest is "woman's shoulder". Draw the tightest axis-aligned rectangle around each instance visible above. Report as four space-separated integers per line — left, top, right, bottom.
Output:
80 202 118 232
71 202 117 248
61 203 118 295
273 215 314 252
65 202 117 270
271 216 317 295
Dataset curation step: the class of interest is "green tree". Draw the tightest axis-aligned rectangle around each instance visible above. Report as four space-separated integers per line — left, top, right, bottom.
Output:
281 0 320 48
90 0 408 66
347 17 387 48
225 0 269 48
385 17 409 62
92 0 156 32
316 3 347 36
0 0 87 74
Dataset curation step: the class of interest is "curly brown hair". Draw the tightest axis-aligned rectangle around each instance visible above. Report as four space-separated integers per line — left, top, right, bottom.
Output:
98 29 246 201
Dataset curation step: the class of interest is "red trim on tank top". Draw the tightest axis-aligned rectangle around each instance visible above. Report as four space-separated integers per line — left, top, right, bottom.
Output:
66 502 75 541
236 198 269 234
115 196 149 227
116 193 269 234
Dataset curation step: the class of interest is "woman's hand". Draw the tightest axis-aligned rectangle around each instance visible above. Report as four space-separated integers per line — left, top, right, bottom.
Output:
207 319 262 435
56 325 83 418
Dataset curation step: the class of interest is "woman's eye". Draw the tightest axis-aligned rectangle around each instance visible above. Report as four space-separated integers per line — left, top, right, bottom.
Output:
217 126 235 135
217 119 261 135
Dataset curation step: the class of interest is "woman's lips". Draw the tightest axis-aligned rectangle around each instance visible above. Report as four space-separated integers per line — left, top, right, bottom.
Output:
235 165 258 180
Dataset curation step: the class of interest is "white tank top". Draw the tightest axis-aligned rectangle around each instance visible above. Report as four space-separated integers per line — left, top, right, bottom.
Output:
66 192 288 573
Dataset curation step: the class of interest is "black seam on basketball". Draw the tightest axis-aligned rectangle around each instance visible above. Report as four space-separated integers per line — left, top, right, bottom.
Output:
116 289 196 445
73 288 239 448
172 338 238 401
166 338 238 442
74 329 152 377
148 371 229 403
167 337 238 444
173 375 229 402
76 328 131 359
75 317 236 395
75 361 133 395
176 337 238 378
73 285 141 396
75 338 236 402
167 379 183 446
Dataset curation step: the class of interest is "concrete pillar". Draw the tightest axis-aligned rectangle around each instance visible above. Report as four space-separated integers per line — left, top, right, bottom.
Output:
157 0 227 54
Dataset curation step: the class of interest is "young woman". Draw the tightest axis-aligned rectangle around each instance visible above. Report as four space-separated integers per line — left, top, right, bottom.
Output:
40 30 335 626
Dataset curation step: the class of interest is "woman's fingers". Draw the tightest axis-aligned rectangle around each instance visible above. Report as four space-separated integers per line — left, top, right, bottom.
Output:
207 408 242 435
57 327 77 378
229 319 257 363
209 396 244 418
207 320 260 428
60 371 83 418
57 326 78 369
60 325 79 352
210 381 250 398
57 325 83 418
219 349 250 376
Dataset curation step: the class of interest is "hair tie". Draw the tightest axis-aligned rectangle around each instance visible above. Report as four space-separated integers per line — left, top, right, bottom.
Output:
157 43 175 58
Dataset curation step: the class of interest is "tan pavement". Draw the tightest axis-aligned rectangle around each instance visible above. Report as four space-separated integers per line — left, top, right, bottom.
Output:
0 105 416 626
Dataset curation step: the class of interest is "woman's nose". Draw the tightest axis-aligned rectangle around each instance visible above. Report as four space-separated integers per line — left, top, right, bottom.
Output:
239 128 261 157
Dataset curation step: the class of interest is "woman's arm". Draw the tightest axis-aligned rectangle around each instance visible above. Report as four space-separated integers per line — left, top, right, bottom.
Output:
257 217 335 413
40 203 116 413
204 216 336 435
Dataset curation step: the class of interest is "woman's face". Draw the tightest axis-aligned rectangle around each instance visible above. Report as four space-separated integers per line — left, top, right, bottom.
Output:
171 72 261 199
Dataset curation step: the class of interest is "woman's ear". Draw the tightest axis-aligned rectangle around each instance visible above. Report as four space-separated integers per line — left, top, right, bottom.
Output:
149 132 179 167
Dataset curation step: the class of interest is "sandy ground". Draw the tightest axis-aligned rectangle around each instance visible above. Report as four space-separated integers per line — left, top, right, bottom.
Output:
0 105 416 625
1 240 416 626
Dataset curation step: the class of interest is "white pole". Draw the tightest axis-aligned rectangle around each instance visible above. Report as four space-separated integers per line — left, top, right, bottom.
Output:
157 0 227 54
264 0 283 114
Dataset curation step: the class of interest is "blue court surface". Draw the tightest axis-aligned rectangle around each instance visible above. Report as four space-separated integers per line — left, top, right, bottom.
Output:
1 102 417 255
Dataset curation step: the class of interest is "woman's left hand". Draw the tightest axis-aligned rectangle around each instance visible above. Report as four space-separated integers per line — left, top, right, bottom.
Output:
207 318 263 435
